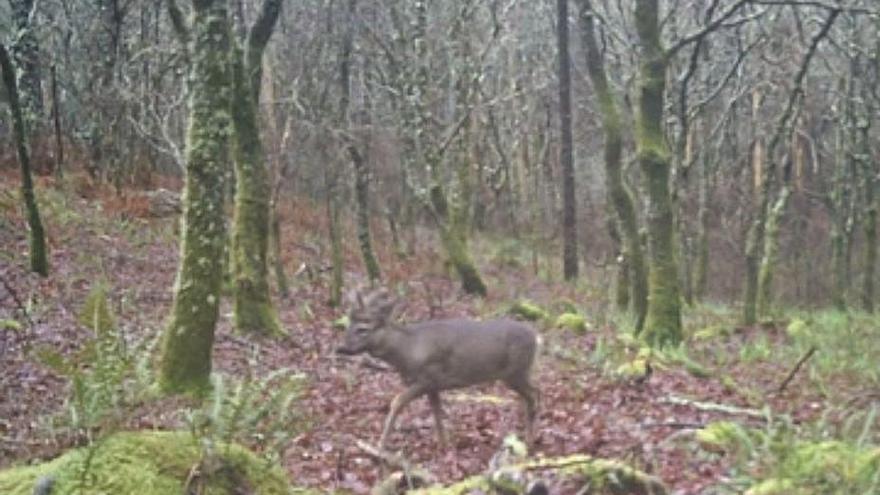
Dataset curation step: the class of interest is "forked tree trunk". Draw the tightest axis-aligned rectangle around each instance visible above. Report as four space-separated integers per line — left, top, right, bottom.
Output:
633 0 682 346
229 0 283 336
0 43 48 276
159 0 232 395
578 0 647 330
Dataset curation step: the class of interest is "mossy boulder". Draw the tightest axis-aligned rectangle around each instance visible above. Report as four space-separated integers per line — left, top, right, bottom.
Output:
508 300 548 322
0 431 306 495
785 318 809 339
554 313 587 334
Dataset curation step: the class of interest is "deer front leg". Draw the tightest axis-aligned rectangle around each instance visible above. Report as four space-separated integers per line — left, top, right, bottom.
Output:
428 391 447 448
379 385 426 450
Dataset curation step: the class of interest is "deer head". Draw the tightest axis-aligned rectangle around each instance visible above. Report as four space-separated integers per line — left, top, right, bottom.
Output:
336 288 399 355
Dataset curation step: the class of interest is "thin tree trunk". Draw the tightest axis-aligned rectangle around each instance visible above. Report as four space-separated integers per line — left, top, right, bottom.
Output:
342 0 381 283
51 65 64 178
693 149 710 301
557 0 578 280
860 123 876 312
159 0 231 395
0 43 48 276
757 184 792 316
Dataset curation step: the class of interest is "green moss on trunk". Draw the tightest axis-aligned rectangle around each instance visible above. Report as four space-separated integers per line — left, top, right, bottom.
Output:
0 43 48 277
158 0 232 396
578 0 646 330
230 45 281 336
634 0 682 347
757 186 791 317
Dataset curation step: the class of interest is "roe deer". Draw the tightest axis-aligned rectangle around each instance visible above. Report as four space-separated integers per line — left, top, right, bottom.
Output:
336 288 539 449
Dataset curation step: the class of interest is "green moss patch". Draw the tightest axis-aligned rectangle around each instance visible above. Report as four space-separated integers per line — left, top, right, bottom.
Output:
0 431 300 495
508 300 549 322
555 313 587 334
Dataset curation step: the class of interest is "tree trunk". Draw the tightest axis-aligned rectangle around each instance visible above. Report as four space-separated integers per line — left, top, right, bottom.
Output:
633 0 682 346
342 0 382 283
742 8 838 324
0 43 48 277
577 0 647 330
9 0 44 129
860 125 876 312
694 149 710 301
229 0 283 336
557 0 578 280
158 0 232 395
757 185 792 316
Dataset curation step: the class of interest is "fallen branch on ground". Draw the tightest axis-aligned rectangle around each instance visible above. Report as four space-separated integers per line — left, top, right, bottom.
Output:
776 346 817 393
659 395 766 420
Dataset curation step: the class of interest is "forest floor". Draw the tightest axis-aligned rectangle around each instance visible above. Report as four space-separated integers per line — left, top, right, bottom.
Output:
1 171 877 494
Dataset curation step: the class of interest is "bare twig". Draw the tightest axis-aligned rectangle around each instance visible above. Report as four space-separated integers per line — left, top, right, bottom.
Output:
776 346 817 393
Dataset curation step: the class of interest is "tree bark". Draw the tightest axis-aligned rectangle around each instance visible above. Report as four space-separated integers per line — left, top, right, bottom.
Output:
9 0 44 129
342 0 382 283
0 43 48 276
634 0 682 346
230 0 283 336
577 0 647 330
158 0 232 395
557 0 578 280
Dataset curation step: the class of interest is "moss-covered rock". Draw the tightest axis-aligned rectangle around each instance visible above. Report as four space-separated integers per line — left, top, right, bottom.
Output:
696 421 751 454
785 318 809 339
508 300 548 322
0 431 306 495
555 312 587 334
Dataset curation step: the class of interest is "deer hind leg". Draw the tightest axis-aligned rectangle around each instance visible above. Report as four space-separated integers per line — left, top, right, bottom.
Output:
505 374 539 445
380 385 426 450
428 391 448 448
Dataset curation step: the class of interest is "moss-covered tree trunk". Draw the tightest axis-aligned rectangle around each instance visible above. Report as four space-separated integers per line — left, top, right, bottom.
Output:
633 0 682 346
743 9 837 324
0 43 48 277
578 0 647 331
757 184 791 317
158 0 232 395
429 159 487 297
341 0 381 283
229 0 282 336
9 0 44 130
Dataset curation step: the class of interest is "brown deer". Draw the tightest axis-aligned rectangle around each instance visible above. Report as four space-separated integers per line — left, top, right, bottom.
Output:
337 288 539 450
